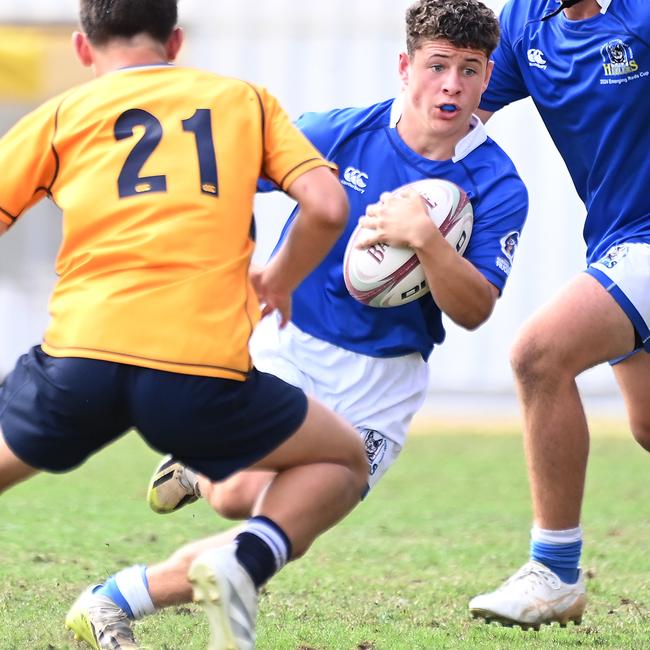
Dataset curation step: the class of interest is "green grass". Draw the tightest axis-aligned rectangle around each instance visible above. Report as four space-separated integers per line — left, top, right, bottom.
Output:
1 427 649 649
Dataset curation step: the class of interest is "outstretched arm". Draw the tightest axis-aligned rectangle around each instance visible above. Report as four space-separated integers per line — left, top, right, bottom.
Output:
253 166 348 326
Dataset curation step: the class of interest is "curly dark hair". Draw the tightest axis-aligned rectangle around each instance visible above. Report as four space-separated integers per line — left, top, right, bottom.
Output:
79 0 178 46
405 0 500 58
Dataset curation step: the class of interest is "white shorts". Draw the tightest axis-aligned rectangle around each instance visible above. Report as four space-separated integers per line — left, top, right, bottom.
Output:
588 242 650 352
249 316 430 491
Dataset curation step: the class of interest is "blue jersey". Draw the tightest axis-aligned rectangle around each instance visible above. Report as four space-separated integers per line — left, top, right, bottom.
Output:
480 0 650 263
265 99 528 360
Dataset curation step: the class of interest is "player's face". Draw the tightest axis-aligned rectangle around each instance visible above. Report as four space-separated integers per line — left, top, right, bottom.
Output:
398 39 492 158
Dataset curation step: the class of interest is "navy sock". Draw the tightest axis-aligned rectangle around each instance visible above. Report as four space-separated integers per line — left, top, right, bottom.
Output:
235 516 292 588
531 539 582 584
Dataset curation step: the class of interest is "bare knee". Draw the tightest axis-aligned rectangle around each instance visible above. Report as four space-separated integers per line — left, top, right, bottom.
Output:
205 473 272 520
510 328 571 393
630 420 650 452
511 335 552 388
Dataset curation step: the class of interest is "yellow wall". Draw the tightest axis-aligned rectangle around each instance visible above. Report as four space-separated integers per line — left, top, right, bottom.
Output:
0 25 91 102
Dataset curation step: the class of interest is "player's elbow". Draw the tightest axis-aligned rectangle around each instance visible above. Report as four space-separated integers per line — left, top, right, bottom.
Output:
448 286 497 331
452 305 492 331
311 181 349 232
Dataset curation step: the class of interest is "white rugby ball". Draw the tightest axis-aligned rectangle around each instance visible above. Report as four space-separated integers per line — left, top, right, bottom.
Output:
343 178 473 308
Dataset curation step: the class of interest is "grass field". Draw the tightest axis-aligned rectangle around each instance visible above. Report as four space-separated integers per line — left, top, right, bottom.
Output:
1 423 649 649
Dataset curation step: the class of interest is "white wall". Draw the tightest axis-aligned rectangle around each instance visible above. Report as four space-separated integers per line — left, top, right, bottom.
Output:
0 1 621 411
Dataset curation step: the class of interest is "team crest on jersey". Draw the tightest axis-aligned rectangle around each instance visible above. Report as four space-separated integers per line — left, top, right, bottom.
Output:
598 244 629 269
599 39 650 87
342 166 369 194
500 231 520 263
362 429 387 476
600 39 638 77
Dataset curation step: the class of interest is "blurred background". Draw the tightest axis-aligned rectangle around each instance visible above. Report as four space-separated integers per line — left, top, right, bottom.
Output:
0 0 625 420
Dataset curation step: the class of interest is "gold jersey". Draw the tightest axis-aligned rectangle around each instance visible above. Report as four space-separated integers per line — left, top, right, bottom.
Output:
0 64 335 379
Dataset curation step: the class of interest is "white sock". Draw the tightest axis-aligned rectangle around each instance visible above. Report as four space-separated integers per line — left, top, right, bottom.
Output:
531 525 583 545
114 565 156 619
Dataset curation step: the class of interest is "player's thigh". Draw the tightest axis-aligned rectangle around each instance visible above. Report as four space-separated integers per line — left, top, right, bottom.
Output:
612 350 650 448
132 368 311 482
513 273 636 377
0 347 130 473
0 427 38 492
251 396 365 474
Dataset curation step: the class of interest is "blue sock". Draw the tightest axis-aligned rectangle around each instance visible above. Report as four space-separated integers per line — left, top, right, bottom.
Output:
530 539 582 584
235 516 291 588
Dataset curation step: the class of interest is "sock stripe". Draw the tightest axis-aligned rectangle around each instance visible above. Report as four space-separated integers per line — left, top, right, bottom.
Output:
244 520 287 570
531 525 582 545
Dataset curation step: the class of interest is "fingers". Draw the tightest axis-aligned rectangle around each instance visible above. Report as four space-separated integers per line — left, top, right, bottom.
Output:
354 228 382 249
354 187 430 250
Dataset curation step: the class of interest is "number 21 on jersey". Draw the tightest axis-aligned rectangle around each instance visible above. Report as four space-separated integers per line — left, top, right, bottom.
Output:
114 108 218 198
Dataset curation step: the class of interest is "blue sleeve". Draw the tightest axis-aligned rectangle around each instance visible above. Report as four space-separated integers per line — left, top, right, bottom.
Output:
257 178 278 193
464 168 529 294
480 0 530 112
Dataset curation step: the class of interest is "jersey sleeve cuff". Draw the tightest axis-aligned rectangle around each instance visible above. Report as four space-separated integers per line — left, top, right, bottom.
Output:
280 159 338 192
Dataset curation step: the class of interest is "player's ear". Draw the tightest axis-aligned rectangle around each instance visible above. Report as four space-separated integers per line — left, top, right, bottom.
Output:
482 59 494 93
72 31 93 67
398 51 411 88
165 27 184 62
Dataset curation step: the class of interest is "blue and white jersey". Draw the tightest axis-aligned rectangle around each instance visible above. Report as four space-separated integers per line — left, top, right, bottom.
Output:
264 98 528 360
480 0 650 263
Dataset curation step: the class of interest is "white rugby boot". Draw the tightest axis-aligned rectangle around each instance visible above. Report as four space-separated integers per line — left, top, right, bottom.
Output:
469 561 586 630
65 586 139 649
146 455 201 514
188 544 258 650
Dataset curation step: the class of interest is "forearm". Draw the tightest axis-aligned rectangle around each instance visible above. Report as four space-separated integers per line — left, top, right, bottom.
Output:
414 234 497 330
265 208 345 292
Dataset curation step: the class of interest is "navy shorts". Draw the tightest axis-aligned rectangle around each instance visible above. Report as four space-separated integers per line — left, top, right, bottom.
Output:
0 347 308 481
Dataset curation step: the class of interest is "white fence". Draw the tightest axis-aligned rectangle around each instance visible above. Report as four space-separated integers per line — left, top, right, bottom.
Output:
0 1 622 412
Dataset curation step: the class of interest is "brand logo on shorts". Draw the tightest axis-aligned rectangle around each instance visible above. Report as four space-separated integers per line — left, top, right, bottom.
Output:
362 429 387 476
527 49 547 70
598 244 629 269
342 167 369 193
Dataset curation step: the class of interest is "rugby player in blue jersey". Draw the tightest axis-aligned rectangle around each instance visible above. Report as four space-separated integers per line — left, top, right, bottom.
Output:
68 2 528 647
469 0 650 631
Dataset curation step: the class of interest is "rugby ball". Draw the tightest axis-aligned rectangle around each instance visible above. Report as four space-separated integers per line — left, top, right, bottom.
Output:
343 178 473 308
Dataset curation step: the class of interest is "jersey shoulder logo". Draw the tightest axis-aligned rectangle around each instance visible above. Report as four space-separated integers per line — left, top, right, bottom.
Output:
342 166 369 193
496 230 520 275
500 230 520 264
527 48 547 70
